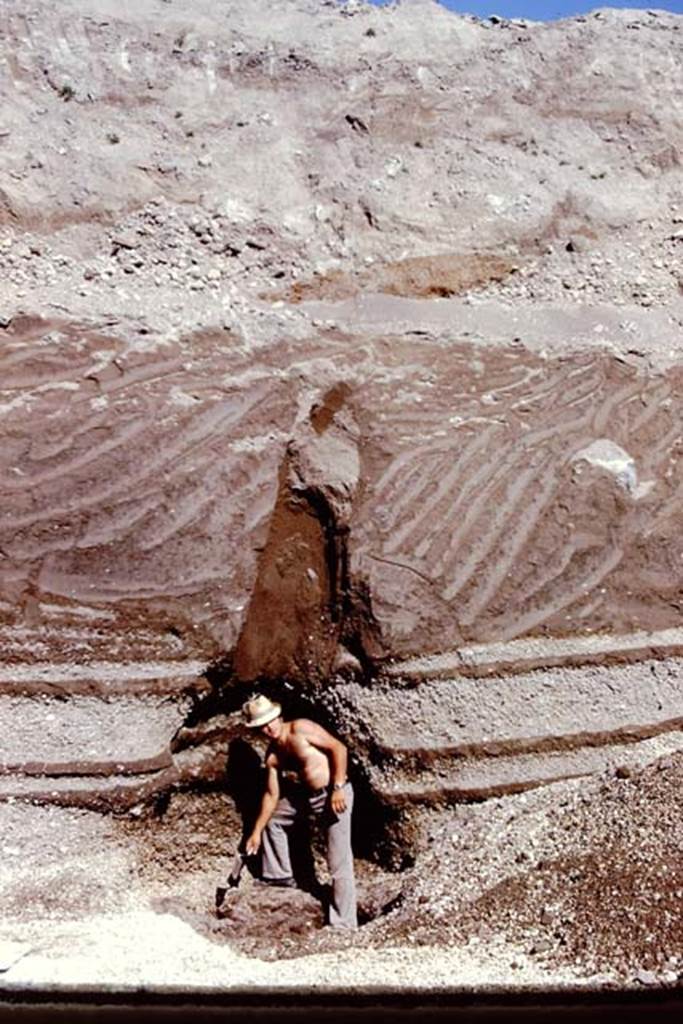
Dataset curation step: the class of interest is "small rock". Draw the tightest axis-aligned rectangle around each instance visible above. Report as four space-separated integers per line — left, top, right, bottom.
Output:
111 233 138 252
635 970 658 986
198 154 213 168
566 235 591 253
529 938 553 955
333 645 362 677
345 113 369 134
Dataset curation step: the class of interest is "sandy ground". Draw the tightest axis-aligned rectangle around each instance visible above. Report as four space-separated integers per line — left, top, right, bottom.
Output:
1 753 681 997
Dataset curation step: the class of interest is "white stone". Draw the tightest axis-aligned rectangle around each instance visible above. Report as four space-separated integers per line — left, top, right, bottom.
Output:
571 439 638 493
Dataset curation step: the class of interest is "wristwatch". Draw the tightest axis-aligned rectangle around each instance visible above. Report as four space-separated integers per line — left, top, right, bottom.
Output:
332 781 346 790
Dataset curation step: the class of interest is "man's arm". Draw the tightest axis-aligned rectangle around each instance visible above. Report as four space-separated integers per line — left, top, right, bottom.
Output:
292 719 349 813
245 758 280 855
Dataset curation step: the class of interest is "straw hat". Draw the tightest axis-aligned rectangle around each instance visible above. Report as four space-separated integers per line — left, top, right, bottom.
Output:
243 693 282 728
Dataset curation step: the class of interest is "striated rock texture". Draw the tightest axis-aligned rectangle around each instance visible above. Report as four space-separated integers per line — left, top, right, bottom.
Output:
0 1 682 984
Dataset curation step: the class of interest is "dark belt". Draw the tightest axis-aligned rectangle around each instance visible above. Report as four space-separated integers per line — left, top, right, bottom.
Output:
280 774 328 799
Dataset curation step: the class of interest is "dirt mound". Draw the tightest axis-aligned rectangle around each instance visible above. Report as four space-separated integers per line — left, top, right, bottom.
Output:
364 753 683 986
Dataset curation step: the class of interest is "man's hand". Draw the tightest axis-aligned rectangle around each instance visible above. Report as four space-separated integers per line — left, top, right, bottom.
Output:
245 829 262 855
330 787 347 815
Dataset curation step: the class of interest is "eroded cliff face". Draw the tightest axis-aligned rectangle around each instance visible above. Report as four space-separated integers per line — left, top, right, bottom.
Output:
0 0 682 985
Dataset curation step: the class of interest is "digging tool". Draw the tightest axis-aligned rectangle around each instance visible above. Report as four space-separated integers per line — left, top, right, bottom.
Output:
215 851 249 911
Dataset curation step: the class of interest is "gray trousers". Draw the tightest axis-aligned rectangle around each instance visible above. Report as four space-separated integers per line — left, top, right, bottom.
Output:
261 781 357 930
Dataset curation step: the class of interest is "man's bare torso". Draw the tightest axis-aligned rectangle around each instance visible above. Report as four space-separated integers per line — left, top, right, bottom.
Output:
266 720 331 791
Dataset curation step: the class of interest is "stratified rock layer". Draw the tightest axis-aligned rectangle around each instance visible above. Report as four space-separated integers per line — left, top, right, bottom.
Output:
2 318 681 663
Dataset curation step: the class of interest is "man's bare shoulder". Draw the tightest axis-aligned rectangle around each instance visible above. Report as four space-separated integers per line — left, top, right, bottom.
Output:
290 718 320 734
290 718 340 746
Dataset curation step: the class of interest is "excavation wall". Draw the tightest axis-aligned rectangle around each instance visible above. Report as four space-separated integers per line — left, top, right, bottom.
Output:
0 0 681 819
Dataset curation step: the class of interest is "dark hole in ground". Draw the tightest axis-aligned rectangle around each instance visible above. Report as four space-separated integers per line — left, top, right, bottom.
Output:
180 658 415 871
231 676 417 873
157 661 418 954
121 778 408 963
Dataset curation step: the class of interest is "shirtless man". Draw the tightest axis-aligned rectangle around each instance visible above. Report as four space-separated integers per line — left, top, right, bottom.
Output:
243 693 357 930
